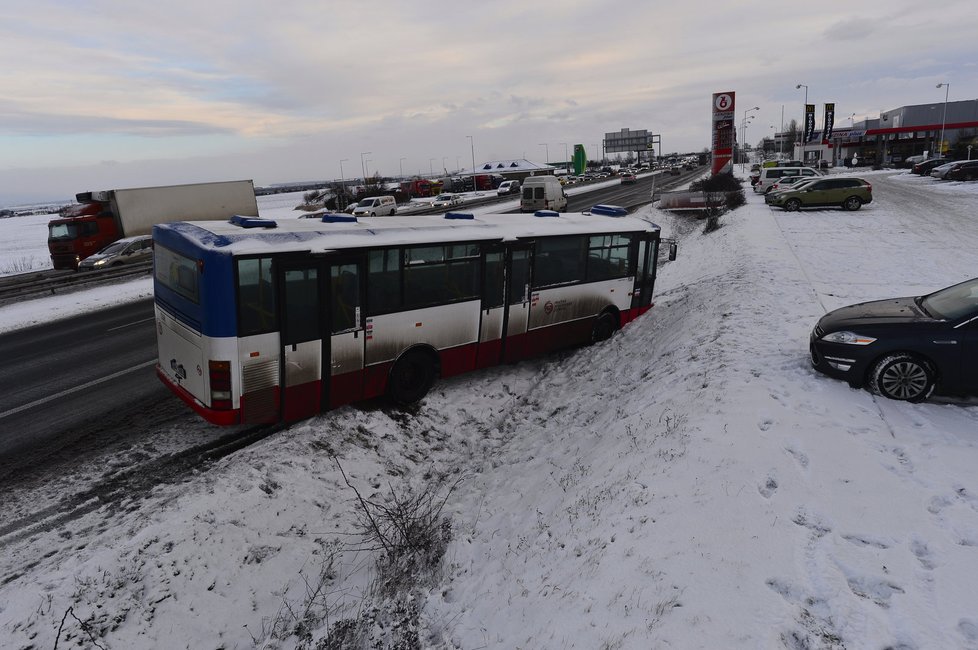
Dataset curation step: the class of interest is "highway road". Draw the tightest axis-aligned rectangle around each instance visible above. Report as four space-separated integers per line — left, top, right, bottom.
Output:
0 298 180 479
0 167 705 483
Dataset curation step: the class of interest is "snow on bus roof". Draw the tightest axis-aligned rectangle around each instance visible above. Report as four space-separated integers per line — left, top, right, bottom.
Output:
165 211 661 256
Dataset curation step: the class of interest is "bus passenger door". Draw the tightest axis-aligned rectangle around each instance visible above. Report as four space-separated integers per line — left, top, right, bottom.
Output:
476 247 506 368
502 245 533 363
278 262 324 422
631 234 658 310
325 258 366 408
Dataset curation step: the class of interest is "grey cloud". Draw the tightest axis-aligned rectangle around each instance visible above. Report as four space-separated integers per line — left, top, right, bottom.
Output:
0 111 236 138
823 19 875 42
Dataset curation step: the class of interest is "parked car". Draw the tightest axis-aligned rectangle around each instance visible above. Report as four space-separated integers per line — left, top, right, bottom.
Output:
930 161 964 180
431 193 462 208
765 175 816 195
496 180 520 196
753 166 821 194
904 154 927 168
767 177 872 211
810 277 978 401
620 172 637 184
911 158 950 175
942 160 978 181
78 235 153 270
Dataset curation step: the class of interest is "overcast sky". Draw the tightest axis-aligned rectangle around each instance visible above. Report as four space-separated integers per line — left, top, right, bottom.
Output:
1 0 976 204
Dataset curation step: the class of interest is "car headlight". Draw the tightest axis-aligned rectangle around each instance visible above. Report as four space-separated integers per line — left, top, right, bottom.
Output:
94 259 106 266
821 331 876 345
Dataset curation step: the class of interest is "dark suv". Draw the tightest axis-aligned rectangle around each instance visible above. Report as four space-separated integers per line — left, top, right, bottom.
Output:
767 177 872 211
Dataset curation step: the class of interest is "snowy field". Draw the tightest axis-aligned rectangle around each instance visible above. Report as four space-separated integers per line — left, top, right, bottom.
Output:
2 171 978 648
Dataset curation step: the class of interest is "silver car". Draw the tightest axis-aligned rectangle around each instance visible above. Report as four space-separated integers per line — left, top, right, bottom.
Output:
78 235 153 270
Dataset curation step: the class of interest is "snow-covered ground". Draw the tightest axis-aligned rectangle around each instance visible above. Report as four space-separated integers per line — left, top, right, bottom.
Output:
2 171 978 648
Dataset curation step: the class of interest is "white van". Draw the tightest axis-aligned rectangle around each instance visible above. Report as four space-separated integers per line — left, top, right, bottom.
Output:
753 167 821 194
520 176 567 212
352 195 397 216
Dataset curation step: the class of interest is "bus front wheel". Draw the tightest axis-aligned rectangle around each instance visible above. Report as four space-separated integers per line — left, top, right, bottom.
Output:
388 351 437 405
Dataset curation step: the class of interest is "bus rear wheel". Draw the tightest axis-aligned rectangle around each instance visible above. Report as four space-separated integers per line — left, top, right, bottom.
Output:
388 351 437 405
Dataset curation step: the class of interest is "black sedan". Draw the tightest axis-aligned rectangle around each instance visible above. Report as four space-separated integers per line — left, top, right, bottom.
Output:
810 278 978 401
944 160 978 181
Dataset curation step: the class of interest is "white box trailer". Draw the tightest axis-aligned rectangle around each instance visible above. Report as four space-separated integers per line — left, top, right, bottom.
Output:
91 179 260 237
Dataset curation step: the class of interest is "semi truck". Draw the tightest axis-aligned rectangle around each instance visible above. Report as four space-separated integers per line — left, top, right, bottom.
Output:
47 180 259 270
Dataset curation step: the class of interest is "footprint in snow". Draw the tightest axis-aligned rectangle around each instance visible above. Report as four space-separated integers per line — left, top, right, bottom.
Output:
792 508 831 537
758 475 779 499
841 534 890 550
959 618 978 642
845 574 904 608
909 537 936 570
784 445 810 470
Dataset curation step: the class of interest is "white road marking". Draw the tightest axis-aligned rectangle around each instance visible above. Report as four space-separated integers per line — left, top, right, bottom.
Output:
106 317 156 332
0 359 157 420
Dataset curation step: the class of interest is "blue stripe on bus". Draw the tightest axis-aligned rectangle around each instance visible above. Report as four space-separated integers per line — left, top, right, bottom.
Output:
154 223 238 337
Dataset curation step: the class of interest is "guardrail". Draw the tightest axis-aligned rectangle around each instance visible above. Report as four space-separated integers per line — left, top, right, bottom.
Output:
0 262 153 305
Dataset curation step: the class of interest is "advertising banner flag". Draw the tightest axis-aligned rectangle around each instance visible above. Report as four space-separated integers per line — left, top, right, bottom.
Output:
822 103 835 142
804 104 817 143
711 91 736 175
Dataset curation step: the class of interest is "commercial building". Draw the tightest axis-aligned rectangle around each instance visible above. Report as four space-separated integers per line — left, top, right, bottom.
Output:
780 99 978 167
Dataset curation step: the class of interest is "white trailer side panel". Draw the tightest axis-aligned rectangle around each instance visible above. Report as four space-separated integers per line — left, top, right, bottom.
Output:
109 180 259 237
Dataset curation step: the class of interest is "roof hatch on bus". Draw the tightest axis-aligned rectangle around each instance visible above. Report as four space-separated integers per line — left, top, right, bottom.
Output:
588 205 628 217
229 215 277 228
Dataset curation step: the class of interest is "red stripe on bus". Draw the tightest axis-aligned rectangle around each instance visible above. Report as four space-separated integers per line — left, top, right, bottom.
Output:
157 366 240 426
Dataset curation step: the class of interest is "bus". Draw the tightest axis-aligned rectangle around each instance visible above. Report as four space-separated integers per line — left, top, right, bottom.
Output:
153 207 673 425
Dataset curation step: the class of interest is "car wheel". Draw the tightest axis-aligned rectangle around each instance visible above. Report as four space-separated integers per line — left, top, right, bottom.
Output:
388 350 437 405
842 196 862 211
784 198 802 212
870 354 935 402
591 311 619 344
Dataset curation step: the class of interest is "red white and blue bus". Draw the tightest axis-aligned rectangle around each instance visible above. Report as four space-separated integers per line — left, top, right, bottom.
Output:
153 207 672 425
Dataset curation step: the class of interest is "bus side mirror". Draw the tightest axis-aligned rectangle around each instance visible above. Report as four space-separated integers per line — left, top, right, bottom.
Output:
668 241 678 261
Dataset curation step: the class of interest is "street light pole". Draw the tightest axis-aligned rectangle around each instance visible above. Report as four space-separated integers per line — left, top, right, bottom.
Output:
360 152 371 182
429 158 436 176
339 158 348 208
937 82 950 158
538 143 549 163
742 106 759 169
466 135 475 175
399 157 406 179
560 142 568 170
796 84 808 163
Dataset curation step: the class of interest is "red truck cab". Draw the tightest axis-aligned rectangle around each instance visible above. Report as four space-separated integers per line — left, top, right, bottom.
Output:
47 199 120 270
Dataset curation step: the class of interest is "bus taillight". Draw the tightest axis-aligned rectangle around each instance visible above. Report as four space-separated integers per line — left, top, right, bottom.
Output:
209 360 233 410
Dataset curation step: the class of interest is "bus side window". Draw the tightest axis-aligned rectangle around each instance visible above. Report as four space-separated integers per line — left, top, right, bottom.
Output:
367 249 401 315
237 257 276 335
533 235 585 287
